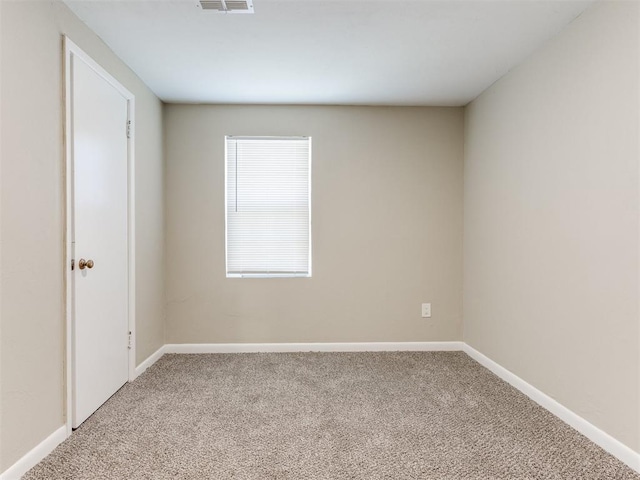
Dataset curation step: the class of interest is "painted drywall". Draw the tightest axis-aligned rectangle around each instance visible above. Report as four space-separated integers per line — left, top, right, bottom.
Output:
464 0 639 452
0 0 165 471
164 105 463 344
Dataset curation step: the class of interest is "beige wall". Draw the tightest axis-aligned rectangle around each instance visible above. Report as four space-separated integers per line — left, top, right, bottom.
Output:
0 0 165 471
464 0 640 452
164 105 463 344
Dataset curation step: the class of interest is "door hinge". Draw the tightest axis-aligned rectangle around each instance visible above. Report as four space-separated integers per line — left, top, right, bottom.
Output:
126 120 131 139
128 331 132 349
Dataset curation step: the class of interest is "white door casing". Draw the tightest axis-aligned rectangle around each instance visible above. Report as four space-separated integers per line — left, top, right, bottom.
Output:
64 37 136 431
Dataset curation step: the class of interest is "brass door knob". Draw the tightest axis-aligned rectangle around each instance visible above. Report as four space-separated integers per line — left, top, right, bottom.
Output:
78 258 94 270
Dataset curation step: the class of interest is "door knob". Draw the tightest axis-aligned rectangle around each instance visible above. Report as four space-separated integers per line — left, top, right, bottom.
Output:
78 258 94 270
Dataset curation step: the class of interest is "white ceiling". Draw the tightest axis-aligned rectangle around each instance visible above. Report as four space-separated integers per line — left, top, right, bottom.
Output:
64 0 595 106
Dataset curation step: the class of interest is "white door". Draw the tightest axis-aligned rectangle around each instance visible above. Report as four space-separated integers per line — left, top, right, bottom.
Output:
71 54 130 428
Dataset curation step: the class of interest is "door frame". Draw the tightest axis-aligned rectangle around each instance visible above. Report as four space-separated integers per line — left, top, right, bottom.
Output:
63 36 136 435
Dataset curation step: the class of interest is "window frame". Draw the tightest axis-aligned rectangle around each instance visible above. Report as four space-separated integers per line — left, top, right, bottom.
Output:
224 135 312 279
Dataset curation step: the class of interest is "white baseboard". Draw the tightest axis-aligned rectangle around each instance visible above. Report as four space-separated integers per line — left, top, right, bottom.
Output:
164 341 464 354
462 343 640 473
134 344 166 378
0 425 67 480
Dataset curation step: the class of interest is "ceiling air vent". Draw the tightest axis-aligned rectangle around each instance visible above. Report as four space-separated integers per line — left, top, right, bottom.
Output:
198 0 254 13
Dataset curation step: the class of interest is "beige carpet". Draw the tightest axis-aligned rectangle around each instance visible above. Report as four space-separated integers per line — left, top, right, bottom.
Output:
24 352 639 479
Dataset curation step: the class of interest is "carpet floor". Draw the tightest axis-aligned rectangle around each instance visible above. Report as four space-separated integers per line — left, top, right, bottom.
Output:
24 352 639 479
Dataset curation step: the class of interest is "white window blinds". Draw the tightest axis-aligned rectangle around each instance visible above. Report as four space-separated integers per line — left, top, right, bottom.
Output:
225 136 311 277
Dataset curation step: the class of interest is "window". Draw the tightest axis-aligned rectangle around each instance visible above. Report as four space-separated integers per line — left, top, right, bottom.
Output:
225 136 311 277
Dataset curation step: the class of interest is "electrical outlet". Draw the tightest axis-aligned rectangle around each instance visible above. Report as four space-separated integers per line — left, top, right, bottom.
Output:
421 303 431 318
